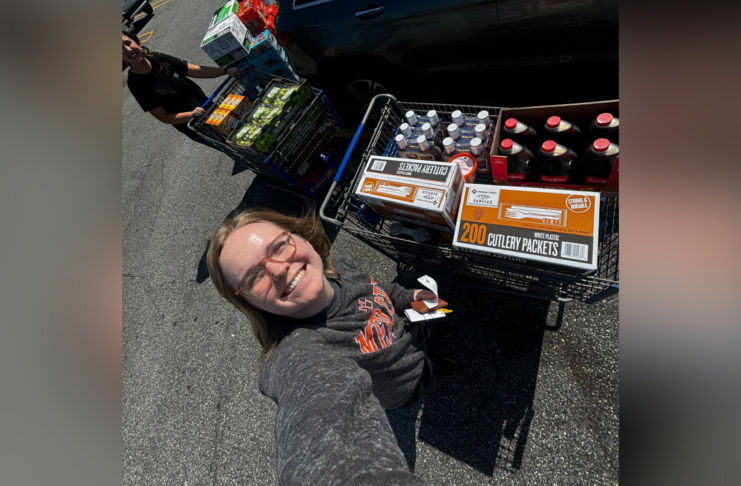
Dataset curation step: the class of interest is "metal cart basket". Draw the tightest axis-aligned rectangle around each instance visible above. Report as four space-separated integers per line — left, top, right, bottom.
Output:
187 67 343 200
320 94 619 304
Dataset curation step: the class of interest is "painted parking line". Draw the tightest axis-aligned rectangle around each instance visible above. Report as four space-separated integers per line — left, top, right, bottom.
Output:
138 31 154 43
135 0 175 20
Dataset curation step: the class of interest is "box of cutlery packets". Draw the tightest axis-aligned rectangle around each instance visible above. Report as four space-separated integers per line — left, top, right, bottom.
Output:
452 184 600 272
355 156 464 232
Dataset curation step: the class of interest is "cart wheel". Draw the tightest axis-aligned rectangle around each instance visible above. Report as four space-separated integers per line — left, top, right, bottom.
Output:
143 2 154 14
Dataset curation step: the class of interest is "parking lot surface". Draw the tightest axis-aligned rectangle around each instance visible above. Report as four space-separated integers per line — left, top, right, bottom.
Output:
123 2 619 484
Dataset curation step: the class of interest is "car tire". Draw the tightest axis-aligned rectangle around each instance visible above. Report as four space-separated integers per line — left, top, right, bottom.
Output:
345 79 391 122
320 64 400 125
143 2 154 14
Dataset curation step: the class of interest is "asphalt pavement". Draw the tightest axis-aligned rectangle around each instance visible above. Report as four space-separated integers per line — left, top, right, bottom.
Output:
123 2 619 484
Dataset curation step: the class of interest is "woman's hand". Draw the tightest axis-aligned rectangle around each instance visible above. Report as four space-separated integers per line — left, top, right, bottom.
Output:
226 66 239 78
413 290 436 301
192 107 206 118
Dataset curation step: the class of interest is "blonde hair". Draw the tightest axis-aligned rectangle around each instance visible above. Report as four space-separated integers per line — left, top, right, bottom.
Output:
207 209 339 354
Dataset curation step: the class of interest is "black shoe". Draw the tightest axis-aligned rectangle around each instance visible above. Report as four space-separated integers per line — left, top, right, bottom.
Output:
423 320 456 339
430 355 459 377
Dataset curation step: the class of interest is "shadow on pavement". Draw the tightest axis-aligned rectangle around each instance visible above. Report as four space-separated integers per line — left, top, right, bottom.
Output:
386 275 551 476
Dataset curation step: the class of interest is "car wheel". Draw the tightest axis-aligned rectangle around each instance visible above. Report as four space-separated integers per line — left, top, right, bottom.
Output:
143 2 154 14
345 79 390 122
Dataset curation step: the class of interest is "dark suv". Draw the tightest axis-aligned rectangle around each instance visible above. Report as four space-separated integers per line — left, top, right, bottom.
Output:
123 0 154 34
275 0 618 121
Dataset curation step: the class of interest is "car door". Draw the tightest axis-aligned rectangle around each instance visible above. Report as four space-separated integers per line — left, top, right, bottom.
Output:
338 0 500 77
496 0 619 69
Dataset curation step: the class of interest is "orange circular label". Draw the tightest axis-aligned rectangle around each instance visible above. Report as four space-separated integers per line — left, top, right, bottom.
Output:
566 194 592 213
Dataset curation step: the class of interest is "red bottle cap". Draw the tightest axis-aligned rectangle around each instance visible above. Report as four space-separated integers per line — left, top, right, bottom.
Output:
547 116 561 128
542 140 557 153
500 139 514 151
504 118 517 130
593 139 610 152
596 113 613 127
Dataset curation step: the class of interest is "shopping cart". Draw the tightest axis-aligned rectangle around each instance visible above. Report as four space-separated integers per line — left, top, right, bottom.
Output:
187 66 344 200
320 94 619 304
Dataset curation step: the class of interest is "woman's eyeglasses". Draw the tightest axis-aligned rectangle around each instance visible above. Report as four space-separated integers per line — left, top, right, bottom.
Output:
234 231 297 297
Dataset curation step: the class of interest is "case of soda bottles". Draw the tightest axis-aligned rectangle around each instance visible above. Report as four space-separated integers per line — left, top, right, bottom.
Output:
490 100 619 193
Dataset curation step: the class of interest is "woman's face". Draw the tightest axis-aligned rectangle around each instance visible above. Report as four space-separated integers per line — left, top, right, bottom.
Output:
122 34 144 64
219 222 330 319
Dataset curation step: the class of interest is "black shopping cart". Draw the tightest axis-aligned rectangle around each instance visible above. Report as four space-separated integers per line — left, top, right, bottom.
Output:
320 94 619 304
187 66 344 201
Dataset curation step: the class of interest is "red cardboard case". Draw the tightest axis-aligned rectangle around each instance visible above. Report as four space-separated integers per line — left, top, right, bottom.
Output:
490 100 619 194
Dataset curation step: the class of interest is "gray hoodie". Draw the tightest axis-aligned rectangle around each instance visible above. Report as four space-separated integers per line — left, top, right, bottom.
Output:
259 256 430 485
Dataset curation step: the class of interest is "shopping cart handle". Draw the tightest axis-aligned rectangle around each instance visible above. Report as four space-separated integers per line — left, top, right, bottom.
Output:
320 94 399 226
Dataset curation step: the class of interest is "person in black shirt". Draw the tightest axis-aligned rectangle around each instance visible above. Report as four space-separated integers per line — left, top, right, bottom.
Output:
123 30 238 140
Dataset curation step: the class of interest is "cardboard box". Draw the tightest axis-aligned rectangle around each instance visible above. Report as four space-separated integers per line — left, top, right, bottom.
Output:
452 184 600 273
490 100 619 193
217 94 252 119
355 157 464 232
248 30 281 57
201 2 253 67
205 109 241 137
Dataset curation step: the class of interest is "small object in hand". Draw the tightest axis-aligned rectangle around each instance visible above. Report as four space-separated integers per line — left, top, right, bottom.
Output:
411 298 448 314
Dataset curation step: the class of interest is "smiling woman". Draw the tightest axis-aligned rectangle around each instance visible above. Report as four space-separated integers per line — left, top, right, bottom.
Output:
122 30 239 140
205 208 458 484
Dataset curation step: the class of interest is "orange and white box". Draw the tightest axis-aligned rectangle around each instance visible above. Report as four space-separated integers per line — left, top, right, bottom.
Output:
355 156 464 232
217 94 252 119
205 108 240 137
453 184 600 272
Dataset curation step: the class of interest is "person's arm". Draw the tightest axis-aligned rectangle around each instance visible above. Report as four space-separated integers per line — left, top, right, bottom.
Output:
260 329 430 486
148 106 205 125
382 282 437 312
186 63 239 79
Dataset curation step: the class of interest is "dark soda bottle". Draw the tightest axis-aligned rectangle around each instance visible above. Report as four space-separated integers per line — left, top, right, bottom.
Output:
581 138 619 186
589 113 619 143
499 138 535 182
543 116 581 139
534 140 579 183
503 118 537 137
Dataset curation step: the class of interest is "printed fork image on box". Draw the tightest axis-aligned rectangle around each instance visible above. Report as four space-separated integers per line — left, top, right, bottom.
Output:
452 184 600 272
354 156 464 232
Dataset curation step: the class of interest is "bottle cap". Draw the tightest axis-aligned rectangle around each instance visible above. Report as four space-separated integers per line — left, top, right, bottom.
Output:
504 118 518 130
399 123 409 131
470 138 482 147
500 138 514 151
421 122 432 131
474 123 486 133
477 110 489 120
593 138 611 152
395 134 405 142
542 140 557 153
405 111 415 118
447 123 458 133
547 116 561 128
427 110 437 118
443 137 455 154
416 135 426 145
451 110 462 119
596 113 613 127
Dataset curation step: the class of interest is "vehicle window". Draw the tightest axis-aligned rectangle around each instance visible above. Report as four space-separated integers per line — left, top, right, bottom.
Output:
293 0 332 9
